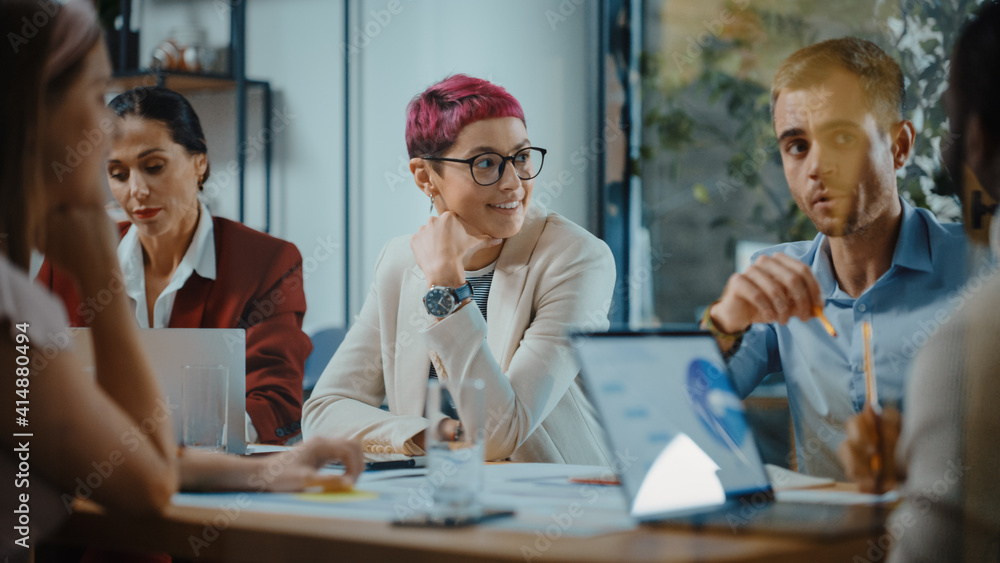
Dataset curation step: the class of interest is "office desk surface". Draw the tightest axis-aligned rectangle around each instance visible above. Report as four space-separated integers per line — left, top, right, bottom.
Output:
51 505 881 563
46 464 887 563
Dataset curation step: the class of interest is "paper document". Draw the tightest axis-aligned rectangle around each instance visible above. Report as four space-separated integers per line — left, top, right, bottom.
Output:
765 464 835 491
775 488 899 505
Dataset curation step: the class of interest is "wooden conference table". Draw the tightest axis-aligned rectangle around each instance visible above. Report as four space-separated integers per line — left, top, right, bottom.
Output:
43 471 887 563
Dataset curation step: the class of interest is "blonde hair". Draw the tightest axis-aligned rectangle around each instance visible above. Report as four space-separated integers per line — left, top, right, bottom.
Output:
771 37 905 132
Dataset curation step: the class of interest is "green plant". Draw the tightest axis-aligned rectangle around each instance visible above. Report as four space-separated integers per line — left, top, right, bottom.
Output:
889 0 982 220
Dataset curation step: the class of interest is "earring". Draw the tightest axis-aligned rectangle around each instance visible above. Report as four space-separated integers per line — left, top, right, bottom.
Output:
429 195 435 214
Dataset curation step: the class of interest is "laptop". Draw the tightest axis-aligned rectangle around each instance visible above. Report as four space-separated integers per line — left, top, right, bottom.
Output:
572 329 886 538
70 328 247 454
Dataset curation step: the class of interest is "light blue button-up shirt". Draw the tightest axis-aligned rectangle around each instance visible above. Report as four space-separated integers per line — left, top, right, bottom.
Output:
727 198 968 479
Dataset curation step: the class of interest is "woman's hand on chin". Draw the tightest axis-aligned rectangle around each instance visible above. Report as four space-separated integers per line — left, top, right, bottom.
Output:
410 211 502 287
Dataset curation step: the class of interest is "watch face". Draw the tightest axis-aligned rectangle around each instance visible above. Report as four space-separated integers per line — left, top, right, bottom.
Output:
424 287 457 318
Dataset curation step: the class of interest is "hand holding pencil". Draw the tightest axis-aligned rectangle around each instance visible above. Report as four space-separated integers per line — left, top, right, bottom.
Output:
708 253 837 351
837 322 903 493
862 322 884 490
839 406 902 493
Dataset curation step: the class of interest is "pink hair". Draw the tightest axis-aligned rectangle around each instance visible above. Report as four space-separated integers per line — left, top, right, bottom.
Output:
405 74 525 158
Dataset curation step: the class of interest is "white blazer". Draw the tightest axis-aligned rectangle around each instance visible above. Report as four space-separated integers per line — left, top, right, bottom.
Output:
303 208 616 465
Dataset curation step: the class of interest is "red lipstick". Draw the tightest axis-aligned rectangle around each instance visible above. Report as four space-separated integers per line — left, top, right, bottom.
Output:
133 207 161 220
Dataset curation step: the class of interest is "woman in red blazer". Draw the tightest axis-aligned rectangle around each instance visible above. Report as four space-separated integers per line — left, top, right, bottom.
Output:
37 87 308 444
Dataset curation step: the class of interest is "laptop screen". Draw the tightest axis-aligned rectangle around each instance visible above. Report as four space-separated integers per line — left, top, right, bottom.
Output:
573 331 770 519
70 328 247 454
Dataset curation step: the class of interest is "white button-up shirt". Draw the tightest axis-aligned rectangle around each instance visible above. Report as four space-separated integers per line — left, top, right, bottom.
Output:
117 203 262 442
118 201 216 329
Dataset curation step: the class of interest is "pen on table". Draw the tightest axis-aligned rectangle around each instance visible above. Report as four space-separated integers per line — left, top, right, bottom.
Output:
813 305 838 337
365 459 421 471
322 459 423 472
862 321 884 492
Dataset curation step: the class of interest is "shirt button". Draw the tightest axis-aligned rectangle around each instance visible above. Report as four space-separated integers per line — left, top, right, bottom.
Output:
857 304 867 312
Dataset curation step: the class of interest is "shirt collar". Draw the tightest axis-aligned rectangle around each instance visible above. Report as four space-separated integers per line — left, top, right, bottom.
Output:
889 197 934 274
162 201 216 284
810 196 932 299
117 222 145 304
190 202 217 280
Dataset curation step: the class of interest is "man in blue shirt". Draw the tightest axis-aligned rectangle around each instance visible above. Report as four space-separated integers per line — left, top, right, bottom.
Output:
701 37 968 479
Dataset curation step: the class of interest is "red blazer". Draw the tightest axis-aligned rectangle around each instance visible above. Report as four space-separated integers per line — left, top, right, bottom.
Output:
37 217 311 444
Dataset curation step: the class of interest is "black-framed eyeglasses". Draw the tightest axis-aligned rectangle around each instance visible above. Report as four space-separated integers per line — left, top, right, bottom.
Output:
422 146 547 186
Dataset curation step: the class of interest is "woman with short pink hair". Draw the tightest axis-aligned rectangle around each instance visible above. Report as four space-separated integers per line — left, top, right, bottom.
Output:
304 74 616 464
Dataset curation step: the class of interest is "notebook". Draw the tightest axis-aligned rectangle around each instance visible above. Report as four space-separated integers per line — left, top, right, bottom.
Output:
571 329 887 538
70 328 247 454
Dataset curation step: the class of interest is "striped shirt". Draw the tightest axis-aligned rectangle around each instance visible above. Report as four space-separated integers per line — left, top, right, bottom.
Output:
429 262 495 419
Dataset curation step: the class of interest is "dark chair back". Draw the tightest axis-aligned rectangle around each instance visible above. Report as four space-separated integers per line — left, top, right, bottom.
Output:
303 326 349 400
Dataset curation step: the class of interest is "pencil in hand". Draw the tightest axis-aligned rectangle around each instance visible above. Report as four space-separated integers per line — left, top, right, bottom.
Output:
813 305 838 337
862 321 884 490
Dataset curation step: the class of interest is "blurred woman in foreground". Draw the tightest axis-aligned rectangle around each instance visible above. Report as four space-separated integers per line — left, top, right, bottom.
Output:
0 1 360 558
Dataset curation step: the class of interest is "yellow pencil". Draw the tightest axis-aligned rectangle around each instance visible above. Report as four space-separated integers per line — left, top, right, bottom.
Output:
813 306 838 338
862 321 884 491
862 322 881 414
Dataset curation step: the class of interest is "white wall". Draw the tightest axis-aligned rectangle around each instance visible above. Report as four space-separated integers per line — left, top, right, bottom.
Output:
246 1 347 333
348 0 600 315
134 0 599 330
136 0 347 333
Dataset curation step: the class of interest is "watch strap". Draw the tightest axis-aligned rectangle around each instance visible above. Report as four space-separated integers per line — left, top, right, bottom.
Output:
454 281 474 302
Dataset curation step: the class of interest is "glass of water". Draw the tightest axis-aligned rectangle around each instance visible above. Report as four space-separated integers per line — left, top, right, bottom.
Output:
181 364 228 452
424 377 486 520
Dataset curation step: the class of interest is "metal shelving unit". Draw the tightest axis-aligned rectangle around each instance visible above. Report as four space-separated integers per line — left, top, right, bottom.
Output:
111 0 273 233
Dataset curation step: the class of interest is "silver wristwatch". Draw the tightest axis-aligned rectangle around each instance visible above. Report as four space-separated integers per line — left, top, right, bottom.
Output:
423 282 474 318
